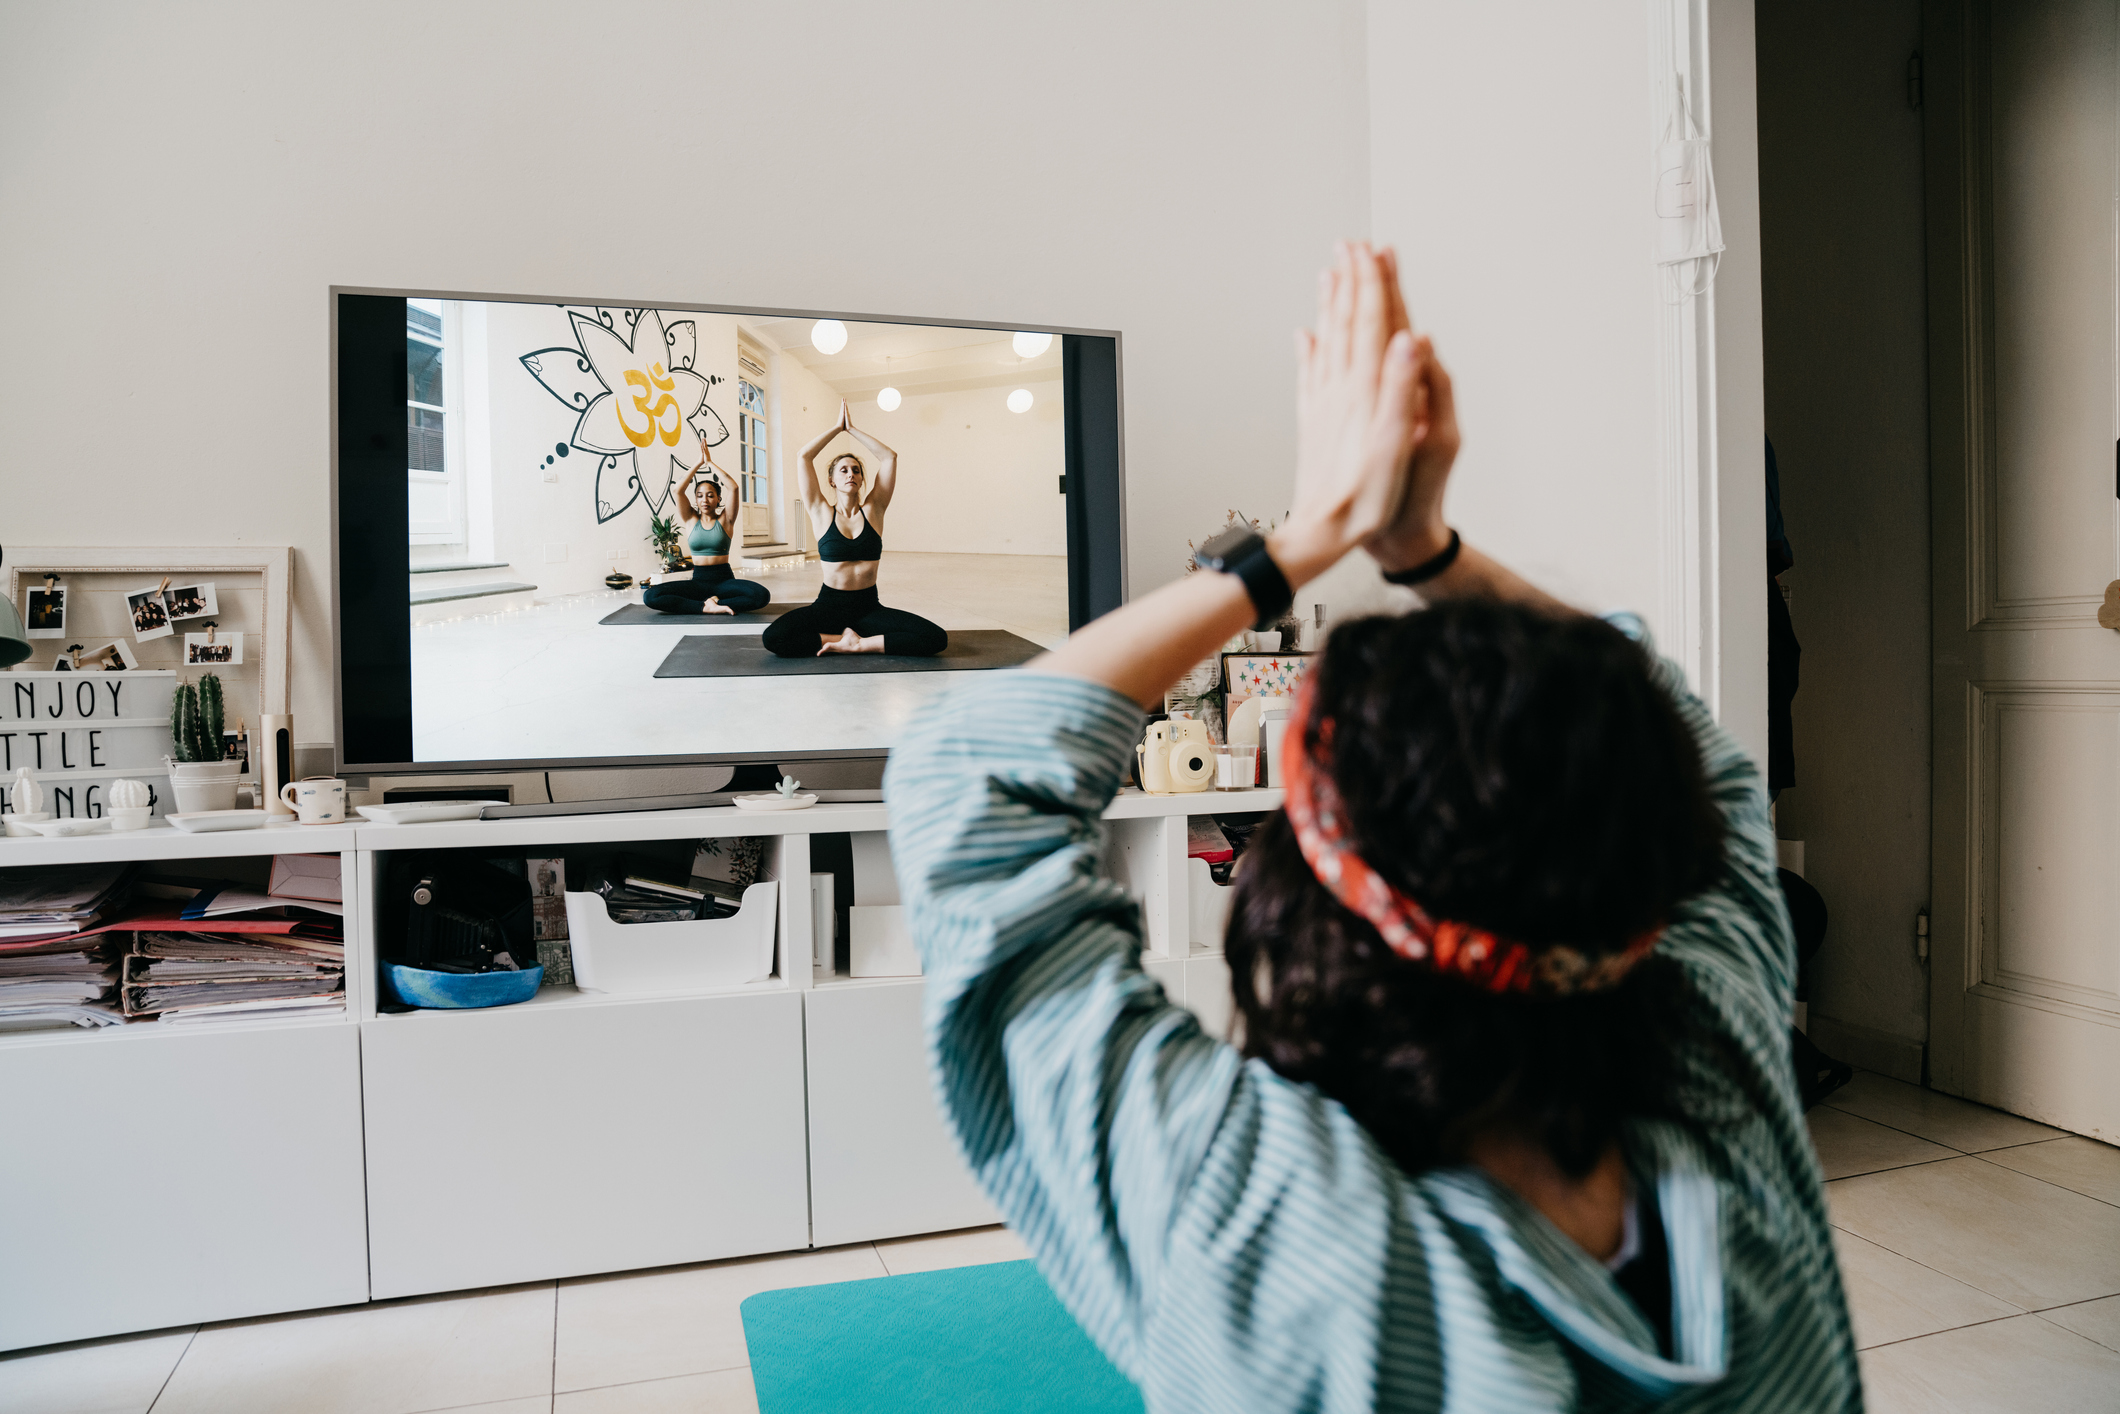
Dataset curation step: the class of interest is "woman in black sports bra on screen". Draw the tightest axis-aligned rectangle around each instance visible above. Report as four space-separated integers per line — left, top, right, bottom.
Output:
762 402 948 658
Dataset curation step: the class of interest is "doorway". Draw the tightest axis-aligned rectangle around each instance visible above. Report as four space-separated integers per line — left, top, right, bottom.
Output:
1759 0 2120 1141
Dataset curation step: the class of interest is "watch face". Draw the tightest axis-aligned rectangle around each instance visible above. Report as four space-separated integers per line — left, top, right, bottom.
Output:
1197 525 1262 570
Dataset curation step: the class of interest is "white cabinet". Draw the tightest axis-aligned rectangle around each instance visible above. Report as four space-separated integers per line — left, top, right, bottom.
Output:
0 1022 369 1350
361 989 808 1299
0 791 1279 1347
804 980 997 1247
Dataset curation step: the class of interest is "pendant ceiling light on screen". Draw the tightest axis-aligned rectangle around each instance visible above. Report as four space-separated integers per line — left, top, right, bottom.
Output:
1012 331 1053 358
1007 389 1033 414
811 319 848 355
877 387 901 412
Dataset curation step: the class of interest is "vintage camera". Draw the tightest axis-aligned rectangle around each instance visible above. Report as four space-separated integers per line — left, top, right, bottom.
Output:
1136 717 1216 794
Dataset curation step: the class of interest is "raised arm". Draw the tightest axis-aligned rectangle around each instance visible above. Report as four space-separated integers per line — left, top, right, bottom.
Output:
840 413 898 513
704 447 740 534
795 413 844 511
1037 244 1427 706
672 460 702 526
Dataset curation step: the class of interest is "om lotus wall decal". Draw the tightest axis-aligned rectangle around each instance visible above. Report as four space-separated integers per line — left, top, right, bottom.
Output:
521 307 731 524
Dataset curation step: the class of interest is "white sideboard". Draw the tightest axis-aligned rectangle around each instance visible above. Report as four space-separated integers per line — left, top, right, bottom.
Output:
0 790 1272 1350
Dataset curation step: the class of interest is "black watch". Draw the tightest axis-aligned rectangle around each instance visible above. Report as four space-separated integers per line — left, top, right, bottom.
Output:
1195 526 1294 631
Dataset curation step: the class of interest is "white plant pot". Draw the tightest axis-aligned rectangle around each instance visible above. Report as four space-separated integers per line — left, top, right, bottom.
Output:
4 812 54 839
168 759 242 814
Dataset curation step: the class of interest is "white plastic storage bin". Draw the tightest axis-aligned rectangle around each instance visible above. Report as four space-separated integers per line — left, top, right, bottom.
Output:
1188 856 1234 949
563 881 779 994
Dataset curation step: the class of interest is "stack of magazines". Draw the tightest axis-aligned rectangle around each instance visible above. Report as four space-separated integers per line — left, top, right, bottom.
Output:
0 863 135 1030
124 929 344 1024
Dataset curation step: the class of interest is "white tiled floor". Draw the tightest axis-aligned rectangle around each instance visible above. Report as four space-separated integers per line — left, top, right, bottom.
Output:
0 1227 1029 1414
6 1079 2116 1413
1807 1072 2120 1412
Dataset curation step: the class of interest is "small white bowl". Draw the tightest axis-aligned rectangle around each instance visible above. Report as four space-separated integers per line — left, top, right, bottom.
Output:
732 792 818 812
22 817 108 838
3 812 54 839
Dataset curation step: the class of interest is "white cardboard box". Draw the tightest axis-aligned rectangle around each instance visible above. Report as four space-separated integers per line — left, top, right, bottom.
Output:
850 904 921 978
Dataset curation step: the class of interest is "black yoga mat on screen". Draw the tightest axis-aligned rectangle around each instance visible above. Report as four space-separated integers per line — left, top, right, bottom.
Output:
653 630 1044 678
600 603 795 625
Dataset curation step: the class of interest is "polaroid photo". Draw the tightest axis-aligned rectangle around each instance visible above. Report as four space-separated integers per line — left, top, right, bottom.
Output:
24 586 66 639
164 582 218 622
79 642 136 671
126 587 174 641
184 631 243 665
51 649 73 670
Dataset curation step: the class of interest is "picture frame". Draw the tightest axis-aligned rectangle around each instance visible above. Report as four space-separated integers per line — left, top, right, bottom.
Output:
24 584 65 638
184 629 243 665
164 581 218 621
126 586 174 641
3 547 294 727
1220 650 1315 720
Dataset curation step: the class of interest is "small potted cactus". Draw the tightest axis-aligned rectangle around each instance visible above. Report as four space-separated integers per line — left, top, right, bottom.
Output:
166 673 241 813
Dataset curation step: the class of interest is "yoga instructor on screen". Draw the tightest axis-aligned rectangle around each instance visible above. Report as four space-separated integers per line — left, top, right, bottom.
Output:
640 446 771 616
765 403 948 657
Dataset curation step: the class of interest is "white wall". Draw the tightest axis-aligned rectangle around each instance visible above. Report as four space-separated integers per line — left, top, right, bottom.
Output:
1363 0 1768 768
759 355 1067 557
0 0 1371 750
1366 3 1664 619
2 2 1769 763
842 386 1066 556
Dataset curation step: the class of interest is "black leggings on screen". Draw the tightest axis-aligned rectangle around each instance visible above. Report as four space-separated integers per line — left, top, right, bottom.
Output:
760 584 947 657
642 564 771 615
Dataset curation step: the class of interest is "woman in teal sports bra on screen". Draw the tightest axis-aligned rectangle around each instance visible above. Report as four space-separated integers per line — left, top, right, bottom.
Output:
640 447 771 616
763 402 947 657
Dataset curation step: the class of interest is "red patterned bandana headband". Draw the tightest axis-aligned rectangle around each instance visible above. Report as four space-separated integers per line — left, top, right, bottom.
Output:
1279 678 1661 996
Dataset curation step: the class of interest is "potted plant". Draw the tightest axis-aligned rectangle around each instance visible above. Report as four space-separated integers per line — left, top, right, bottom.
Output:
646 511 687 572
167 673 240 813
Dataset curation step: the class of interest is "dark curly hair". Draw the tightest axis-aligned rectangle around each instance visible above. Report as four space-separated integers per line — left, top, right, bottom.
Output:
1225 600 1726 1178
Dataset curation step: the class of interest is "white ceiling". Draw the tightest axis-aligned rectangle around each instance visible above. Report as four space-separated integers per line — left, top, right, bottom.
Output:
738 315 1063 400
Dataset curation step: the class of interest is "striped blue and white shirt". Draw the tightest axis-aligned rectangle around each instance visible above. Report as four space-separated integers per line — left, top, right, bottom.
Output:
884 633 1860 1412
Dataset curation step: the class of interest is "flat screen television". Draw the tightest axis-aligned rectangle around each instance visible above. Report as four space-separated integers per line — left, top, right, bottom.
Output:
332 288 1124 777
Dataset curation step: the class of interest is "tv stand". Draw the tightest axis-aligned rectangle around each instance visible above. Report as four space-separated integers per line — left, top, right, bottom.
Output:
481 785 884 820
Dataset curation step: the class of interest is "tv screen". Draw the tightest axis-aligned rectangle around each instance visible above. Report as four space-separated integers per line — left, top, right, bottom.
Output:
333 289 1124 775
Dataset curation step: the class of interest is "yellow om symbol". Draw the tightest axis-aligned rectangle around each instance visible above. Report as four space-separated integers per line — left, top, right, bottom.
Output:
616 361 683 448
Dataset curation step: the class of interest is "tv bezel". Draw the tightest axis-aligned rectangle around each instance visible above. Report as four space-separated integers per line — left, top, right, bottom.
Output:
329 284 1127 778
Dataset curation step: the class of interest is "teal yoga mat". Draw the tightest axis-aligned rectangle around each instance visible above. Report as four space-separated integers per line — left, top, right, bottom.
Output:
741 1260 1143 1414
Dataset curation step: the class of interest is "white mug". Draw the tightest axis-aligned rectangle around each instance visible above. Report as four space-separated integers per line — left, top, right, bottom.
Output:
280 777 346 824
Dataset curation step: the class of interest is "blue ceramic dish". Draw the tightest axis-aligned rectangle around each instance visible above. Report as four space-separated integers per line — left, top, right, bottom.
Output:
385 963 543 1009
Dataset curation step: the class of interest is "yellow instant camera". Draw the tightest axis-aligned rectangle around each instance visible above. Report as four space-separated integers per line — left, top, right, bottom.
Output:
1136 717 1216 794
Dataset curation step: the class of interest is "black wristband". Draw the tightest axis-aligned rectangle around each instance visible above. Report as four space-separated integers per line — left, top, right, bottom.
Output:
1381 529 1461 587
1231 543 1295 631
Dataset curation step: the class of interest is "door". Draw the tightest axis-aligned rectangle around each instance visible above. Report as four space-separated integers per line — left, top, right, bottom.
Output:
804 980 998 1247
1927 0 2120 1140
0 1024 370 1349
362 990 809 1298
738 377 773 545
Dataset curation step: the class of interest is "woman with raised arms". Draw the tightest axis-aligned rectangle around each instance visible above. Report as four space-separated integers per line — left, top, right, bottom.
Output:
640 445 771 617
762 404 947 658
881 245 1859 1411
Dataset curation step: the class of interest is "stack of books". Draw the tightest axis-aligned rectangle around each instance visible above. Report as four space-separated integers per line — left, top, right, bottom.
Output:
0 863 135 1030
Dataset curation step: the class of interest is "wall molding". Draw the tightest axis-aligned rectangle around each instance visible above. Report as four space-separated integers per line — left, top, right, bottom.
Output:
1650 0 1720 709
